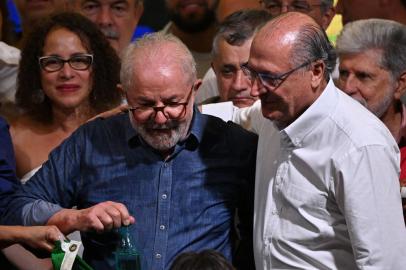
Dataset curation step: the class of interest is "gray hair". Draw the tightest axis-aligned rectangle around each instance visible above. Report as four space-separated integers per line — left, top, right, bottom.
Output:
120 32 197 92
291 23 337 81
336 18 406 80
212 9 272 57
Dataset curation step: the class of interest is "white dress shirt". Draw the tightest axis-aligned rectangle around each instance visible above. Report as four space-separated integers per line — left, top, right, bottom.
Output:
203 79 406 269
0 41 20 103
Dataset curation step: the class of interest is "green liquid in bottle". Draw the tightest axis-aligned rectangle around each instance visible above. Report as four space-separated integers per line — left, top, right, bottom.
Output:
115 226 141 270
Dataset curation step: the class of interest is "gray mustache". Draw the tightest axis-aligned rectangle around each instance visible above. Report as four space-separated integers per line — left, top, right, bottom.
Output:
100 28 119 39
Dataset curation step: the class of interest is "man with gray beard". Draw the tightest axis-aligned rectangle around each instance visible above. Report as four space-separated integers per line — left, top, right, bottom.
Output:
336 18 406 223
2 32 257 270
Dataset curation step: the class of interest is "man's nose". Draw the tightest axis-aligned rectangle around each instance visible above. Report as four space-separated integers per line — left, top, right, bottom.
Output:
154 110 168 125
339 74 358 95
96 6 114 26
250 78 265 97
231 71 250 92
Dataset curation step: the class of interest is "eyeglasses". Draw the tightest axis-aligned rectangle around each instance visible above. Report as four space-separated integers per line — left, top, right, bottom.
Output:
38 54 93 72
241 60 313 90
259 0 322 15
128 85 194 121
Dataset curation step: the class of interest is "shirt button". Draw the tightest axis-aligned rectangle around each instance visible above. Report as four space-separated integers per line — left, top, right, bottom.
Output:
161 194 167 200
159 225 165 230
272 210 278 215
155 253 162 259
164 163 168 168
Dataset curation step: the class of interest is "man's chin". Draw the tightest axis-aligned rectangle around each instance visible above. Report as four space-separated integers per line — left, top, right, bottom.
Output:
232 98 257 108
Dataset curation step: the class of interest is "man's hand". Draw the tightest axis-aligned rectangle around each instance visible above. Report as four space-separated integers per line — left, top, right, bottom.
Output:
47 201 135 234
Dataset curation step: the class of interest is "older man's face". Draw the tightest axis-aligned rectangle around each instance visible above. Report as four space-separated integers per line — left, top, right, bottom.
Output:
14 0 68 24
166 0 219 33
212 38 258 108
125 50 197 152
260 0 334 29
338 49 398 118
71 0 143 54
247 15 327 130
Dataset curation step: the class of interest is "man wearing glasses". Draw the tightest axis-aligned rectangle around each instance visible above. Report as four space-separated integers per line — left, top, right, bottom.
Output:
3 33 257 270
259 0 335 30
204 12 406 269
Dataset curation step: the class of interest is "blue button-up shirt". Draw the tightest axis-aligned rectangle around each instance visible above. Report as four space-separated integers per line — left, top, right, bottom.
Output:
3 109 257 270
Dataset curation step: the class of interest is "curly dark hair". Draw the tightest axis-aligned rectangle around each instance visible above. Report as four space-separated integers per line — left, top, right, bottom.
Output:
16 12 122 122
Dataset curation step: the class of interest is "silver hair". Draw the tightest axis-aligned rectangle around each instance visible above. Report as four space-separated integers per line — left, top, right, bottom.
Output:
291 23 337 80
336 18 406 79
212 9 272 57
120 32 197 92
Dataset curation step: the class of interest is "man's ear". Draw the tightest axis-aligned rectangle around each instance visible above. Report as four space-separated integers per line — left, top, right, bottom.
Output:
193 79 203 93
117 83 125 96
321 6 336 30
394 72 406 100
310 60 325 89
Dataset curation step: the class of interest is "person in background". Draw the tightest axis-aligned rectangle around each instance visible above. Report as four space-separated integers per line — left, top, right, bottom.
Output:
197 0 335 104
197 9 272 107
10 12 121 182
12 0 70 48
162 0 219 78
216 0 261 23
3 32 257 270
336 0 406 25
69 0 144 55
170 249 235 270
0 4 20 121
259 0 335 30
203 12 406 269
335 18 406 223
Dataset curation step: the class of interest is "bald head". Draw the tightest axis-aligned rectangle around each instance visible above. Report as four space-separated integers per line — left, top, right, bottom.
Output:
254 12 335 79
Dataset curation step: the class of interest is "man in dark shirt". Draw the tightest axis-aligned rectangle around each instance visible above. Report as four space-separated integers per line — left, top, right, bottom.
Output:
3 33 257 270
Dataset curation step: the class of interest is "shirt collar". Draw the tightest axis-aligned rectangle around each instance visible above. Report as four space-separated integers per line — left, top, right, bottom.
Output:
126 106 203 151
283 78 337 148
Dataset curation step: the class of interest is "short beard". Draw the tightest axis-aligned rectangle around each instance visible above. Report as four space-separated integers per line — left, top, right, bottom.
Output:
370 90 394 119
169 7 217 33
129 112 191 152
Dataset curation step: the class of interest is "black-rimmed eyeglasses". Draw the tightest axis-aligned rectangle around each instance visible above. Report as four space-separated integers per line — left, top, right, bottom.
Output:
38 54 93 72
128 85 194 121
241 60 313 90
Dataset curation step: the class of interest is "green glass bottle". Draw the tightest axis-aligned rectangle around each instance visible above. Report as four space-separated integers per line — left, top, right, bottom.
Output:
115 226 141 270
